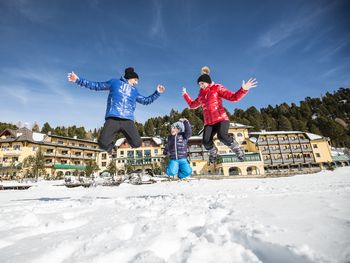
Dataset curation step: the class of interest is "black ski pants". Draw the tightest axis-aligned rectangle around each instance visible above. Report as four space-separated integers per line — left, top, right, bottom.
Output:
98 117 142 152
202 120 234 150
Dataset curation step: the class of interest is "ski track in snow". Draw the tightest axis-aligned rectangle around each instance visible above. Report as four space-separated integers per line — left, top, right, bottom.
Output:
0 167 350 263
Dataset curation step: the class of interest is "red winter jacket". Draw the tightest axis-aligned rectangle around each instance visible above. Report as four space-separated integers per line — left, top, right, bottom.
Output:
183 83 248 126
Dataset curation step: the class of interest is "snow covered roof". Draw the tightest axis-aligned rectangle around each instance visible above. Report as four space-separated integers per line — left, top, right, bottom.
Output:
189 136 203 141
115 137 162 147
305 132 323 140
115 138 126 147
229 122 253 128
32 132 46 142
250 131 303 135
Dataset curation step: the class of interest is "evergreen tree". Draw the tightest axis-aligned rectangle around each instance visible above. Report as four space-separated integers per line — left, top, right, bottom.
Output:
0 122 17 132
278 116 293 131
144 119 155 136
41 122 53 134
32 122 40 132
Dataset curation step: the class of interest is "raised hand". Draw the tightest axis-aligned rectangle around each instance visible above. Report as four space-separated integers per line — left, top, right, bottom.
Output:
242 78 258 91
157 84 165 93
182 87 187 95
67 71 79 82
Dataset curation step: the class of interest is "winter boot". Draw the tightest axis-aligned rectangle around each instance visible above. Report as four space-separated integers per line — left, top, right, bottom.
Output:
230 140 245 162
208 146 218 164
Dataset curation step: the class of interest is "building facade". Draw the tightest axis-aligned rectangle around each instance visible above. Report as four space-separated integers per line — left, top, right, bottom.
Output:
1 124 347 180
249 131 333 174
0 128 102 179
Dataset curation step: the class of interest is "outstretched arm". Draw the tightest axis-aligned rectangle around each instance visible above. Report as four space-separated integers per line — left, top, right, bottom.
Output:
67 71 111 91
136 85 164 105
180 118 192 139
218 78 258 102
182 87 201 109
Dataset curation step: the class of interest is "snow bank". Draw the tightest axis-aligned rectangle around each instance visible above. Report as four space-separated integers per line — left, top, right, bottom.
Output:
0 167 350 263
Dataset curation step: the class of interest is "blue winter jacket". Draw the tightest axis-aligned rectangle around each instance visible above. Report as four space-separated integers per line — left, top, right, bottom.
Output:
163 120 192 160
75 77 160 121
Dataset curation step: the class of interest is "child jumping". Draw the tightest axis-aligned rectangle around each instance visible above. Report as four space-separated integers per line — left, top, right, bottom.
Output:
163 118 192 179
182 66 257 163
67 67 165 152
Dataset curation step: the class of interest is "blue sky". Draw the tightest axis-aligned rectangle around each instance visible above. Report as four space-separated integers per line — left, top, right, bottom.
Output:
1 0 349 130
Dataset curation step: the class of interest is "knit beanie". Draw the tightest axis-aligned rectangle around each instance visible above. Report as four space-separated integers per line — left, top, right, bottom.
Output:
124 67 139 79
171 121 185 132
197 66 212 84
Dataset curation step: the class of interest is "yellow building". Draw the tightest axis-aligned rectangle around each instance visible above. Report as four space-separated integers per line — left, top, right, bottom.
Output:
249 130 332 174
0 127 103 179
188 123 265 177
105 137 164 175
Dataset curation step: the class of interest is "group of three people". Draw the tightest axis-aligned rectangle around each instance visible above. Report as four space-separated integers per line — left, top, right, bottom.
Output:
67 66 257 179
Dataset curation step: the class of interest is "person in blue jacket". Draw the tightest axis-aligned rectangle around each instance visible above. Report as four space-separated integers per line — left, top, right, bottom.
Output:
67 67 165 152
163 118 192 179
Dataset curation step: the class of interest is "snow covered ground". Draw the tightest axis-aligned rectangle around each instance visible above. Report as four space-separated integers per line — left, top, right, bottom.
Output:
0 167 349 263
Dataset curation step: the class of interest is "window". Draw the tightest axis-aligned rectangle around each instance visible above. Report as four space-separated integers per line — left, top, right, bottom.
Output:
102 153 107 160
136 150 143 158
192 162 196 166
127 151 134 158
154 149 158 155
316 153 321 157
144 150 151 157
313 144 318 148
32 146 38 151
237 133 243 137
102 162 106 167
118 160 121 163
58 140 64 145
120 150 124 155
13 145 21 150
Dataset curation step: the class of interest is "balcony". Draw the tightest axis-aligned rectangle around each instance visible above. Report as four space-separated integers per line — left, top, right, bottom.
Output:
257 140 268 145
302 148 312 152
293 158 304 163
289 139 299 143
271 159 283 163
190 156 204 160
282 159 294 163
263 159 272 165
304 157 314 162
3 150 20 156
291 148 302 153
218 152 261 163
189 147 203 152
299 139 309 143
267 140 278 145
43 152 55 157
281 148 291 153
332 154 350 162
269 149 281 154
278 139 290 144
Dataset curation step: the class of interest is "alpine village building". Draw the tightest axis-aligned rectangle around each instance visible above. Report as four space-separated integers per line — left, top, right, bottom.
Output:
1 124 349 179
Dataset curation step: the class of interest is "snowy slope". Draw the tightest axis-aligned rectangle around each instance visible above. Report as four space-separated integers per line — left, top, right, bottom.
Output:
0 167 350 263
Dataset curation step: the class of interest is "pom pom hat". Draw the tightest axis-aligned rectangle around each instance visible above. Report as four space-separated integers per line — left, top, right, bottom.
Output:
197 66 212 84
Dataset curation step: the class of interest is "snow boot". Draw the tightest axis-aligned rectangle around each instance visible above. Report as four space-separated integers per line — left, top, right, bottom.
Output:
208 146 218 164
230 141 245 162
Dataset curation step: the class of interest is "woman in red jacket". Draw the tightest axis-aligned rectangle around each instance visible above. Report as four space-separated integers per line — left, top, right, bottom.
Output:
182 66 257 163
